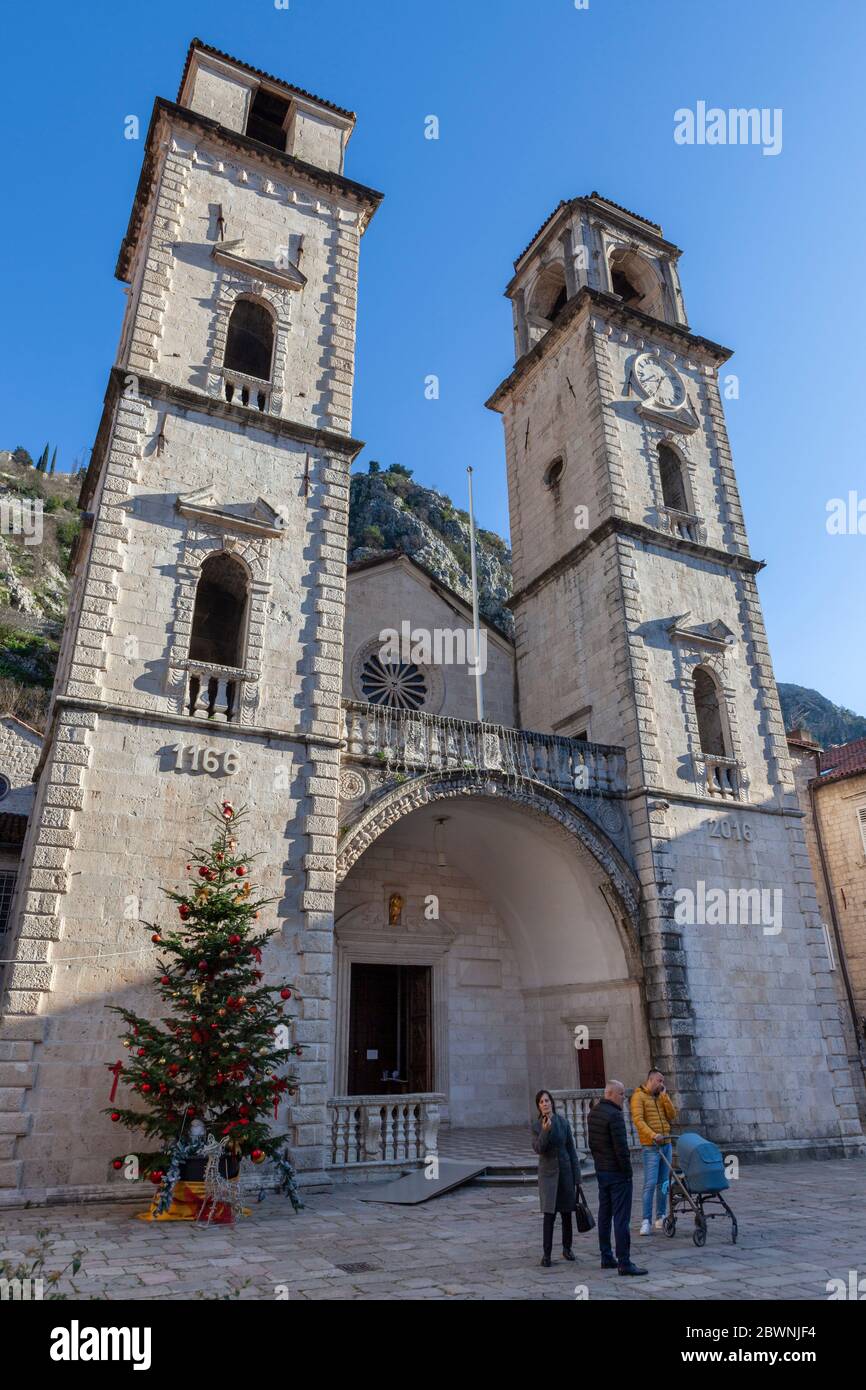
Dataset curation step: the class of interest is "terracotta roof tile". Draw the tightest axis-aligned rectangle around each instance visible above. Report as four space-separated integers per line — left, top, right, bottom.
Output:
817 736 866 785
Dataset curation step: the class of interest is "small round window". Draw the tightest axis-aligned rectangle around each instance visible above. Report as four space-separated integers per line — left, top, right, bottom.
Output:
544 456 565 489
360 654 427 711
0 775 10 802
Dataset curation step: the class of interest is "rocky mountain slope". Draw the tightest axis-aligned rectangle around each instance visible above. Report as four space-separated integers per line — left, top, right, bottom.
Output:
348 464 514 634
776 684 866 748
0 451 82 727
0 452 860 749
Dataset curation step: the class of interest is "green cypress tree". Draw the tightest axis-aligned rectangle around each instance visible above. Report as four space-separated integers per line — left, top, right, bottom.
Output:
49 447 57 475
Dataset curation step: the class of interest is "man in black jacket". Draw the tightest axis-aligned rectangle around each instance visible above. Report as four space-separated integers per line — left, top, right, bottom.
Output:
587 1080 647 1276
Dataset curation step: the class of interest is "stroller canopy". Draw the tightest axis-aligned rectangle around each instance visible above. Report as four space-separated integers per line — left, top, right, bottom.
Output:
676 1132 729 1193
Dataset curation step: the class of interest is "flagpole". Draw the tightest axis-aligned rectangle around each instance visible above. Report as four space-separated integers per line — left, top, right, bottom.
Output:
466 465 485 723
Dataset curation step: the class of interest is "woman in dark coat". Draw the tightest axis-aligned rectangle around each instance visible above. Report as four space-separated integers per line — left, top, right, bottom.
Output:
531 1089 580 1266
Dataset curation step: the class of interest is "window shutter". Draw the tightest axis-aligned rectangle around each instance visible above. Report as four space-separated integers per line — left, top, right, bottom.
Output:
858 805 866 856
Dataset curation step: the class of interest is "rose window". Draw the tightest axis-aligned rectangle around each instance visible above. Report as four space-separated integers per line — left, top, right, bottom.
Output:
360 654 427 710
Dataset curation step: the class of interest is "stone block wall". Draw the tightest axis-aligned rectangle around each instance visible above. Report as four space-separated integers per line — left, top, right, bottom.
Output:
343 559 516 727
335 838 532 1126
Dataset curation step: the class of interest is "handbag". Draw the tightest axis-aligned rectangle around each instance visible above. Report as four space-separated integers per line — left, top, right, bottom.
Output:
575 1182 595 1233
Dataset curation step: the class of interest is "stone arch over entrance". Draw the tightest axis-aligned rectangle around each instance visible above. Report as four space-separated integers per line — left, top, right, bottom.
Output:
336 770 641 936
333 772 648 1131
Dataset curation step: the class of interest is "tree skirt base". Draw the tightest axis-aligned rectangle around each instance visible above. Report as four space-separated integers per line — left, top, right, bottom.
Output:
136 1179 250 1224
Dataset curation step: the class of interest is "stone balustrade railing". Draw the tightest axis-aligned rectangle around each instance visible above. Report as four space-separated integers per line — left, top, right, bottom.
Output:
695 753 742 799
328 1093 445 1167
221 367 271 413
658 505 706 544
342 701 627 797
550 1088 641 1152
184 662 245 722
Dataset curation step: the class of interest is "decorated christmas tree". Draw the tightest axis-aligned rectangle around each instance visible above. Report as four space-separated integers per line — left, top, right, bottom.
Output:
105 800 302 1214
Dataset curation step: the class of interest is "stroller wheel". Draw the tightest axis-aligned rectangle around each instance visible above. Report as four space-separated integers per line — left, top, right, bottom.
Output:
693 1217 707 1247
662 1216 676 1237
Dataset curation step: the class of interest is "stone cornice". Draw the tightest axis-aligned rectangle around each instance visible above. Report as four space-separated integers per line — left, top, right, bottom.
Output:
508 515 763 610
486 287 732 411
51 695 345 751
116 98 384 282
211 243 306 290
79 366 363 511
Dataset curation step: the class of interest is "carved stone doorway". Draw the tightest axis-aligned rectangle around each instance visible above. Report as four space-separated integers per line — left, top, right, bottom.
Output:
347 963 432 1095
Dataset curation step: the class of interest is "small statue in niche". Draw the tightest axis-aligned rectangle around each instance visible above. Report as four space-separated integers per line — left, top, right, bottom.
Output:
388 892 404 926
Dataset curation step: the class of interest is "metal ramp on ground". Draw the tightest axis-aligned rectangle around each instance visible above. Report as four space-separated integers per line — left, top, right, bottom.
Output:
357 1158 487 1204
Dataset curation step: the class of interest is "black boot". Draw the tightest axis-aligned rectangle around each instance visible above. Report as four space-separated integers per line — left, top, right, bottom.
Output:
562 1248 575 1261
540 1255 552 1267
618 1262 648 1276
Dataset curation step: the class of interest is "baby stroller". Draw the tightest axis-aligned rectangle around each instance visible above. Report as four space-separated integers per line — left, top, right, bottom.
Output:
658 1132 738 1246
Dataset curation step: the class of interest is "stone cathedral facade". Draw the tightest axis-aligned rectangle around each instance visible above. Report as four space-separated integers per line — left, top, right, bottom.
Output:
0 41 862 1202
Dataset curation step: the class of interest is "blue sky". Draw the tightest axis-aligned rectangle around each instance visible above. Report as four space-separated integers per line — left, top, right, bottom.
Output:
0 0 863 710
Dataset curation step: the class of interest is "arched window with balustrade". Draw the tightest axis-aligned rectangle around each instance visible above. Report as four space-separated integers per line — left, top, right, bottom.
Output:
693 666 727 759
224 298 275 392
187 551 250 721
658 443 689 513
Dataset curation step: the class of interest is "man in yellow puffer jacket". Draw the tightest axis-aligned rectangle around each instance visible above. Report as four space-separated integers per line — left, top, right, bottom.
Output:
630 1069 677 1235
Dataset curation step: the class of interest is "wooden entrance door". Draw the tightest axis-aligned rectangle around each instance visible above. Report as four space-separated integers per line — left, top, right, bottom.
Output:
577 1038 606 1089
347 963 432 1095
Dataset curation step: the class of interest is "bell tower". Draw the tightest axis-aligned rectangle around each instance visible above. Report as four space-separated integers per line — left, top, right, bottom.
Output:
0 40 382 1197
487 194 863 1154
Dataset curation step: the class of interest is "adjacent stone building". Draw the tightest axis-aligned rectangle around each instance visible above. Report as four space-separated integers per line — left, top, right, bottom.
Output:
788 727 866 1099
0 41 861 1203
0 715 41 960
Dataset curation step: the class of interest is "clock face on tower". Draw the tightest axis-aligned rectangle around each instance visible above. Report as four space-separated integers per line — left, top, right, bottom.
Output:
633 353 686 409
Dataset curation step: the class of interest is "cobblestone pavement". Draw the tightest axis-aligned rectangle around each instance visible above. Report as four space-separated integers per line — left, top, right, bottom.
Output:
1 1158 864 1301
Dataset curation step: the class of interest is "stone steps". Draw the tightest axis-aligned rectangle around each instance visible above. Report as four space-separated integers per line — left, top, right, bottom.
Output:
0 1017 45 1187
